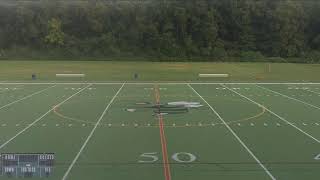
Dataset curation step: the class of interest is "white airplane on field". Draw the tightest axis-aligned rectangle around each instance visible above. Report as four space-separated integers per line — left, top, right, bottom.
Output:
167 101 203 108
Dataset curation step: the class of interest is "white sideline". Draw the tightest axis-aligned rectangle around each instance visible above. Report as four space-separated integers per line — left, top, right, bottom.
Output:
256 85 320 111
221 84 320 143
0 84 92 150
0 82 320 85
0 85 56 111
188 84 276 180
62 83 125 180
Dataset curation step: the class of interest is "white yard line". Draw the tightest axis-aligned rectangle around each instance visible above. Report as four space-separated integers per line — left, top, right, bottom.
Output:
256 85 320 111
287 84 320 95
62 83 125 180
0 84 23 93
0 84 92 150
221 84 320 143
0 85 56 111
188 84 276 180
286 84 320 95
305 88 320 95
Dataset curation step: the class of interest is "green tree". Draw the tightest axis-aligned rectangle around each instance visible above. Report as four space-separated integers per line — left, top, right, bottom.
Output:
0 0 319 60
271 0 306 57
45 18 65 46
237 0 256 51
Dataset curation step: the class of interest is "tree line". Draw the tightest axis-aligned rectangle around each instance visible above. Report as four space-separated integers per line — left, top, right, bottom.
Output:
0 0 320 62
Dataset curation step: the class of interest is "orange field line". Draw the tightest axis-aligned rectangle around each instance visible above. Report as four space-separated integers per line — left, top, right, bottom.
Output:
154 85 172 180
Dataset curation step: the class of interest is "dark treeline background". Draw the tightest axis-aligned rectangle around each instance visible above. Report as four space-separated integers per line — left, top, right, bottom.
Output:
0 0 320 62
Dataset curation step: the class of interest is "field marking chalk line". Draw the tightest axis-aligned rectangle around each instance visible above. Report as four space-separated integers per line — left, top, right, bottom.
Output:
0 82 320 85
221 84 320 144
154 85 172 180
256 85 320 111
0 84 92 150
188 84 276 180
0 85 56 111
62 83 125 180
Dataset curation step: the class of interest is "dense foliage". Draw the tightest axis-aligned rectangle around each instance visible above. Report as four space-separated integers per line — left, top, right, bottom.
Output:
0 0 320 62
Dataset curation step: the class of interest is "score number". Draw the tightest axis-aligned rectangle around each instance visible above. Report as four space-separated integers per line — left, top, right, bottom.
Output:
39 154 54 160
138 152 197 163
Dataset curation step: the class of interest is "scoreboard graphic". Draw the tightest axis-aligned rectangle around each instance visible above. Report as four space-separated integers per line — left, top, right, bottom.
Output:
0 153 54 178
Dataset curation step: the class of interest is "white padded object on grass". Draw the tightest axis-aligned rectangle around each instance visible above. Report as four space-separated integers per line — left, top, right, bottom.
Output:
56 74 85 78
199 74 229 78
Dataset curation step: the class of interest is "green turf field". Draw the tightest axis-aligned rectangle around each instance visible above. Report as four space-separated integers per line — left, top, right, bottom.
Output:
0 82 319 180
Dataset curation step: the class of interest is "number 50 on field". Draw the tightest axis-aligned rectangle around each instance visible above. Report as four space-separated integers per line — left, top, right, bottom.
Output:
138 152 197 163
